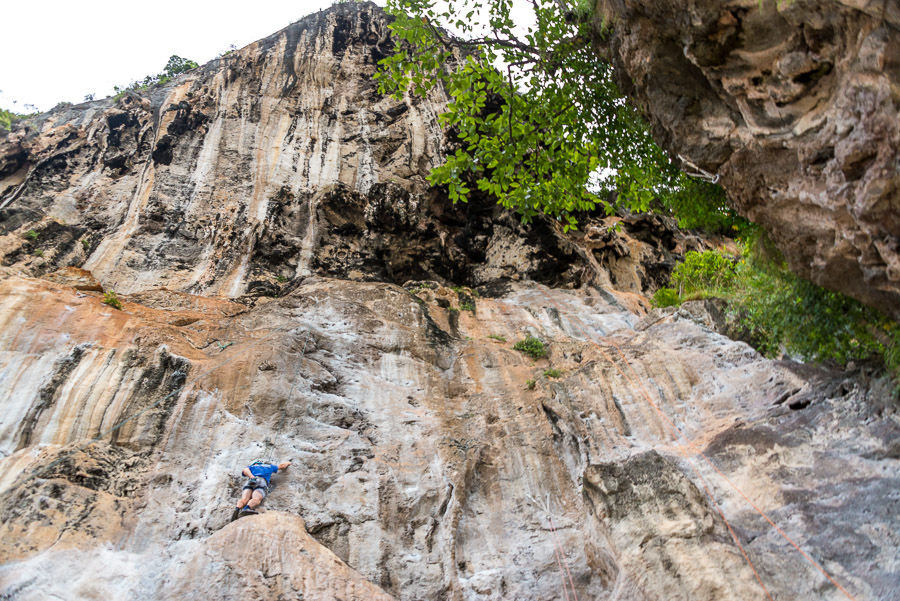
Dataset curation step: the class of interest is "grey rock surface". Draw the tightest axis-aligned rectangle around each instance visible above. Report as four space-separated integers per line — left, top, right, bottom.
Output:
595 0 900 320
0 3 897 601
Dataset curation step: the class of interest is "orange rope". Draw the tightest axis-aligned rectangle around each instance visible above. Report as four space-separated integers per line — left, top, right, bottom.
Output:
534 288 860 601
550 529 572 601
605 338 858 601
547 515 580 601
597 334 774 600
682 449 775 601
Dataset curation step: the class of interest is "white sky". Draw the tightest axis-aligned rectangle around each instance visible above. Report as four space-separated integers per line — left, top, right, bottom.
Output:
0 0 386 112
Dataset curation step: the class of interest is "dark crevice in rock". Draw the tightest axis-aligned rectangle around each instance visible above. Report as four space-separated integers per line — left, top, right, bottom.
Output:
108 349 190 449
16 344 90 450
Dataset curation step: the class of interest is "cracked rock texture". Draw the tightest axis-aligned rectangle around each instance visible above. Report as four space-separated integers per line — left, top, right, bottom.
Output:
0 3 898 601
595 0 900 320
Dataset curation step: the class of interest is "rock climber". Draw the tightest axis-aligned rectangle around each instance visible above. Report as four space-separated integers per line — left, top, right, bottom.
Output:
232 458 292 521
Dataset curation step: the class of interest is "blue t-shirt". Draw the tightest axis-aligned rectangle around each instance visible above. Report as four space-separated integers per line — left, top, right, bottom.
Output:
247 463 278 484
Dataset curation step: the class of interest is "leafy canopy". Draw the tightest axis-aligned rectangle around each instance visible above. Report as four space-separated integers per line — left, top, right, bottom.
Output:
376 0 741 232
115 55 199 94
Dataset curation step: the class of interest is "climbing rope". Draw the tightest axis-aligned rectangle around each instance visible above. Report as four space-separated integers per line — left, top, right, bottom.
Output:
532 283 859 601
527 493 580 601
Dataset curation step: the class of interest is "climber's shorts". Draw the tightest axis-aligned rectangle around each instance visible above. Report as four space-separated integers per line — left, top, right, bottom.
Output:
242 476 269 498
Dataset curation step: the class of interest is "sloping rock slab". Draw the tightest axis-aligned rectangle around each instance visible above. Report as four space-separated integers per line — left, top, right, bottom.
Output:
159 512 396 601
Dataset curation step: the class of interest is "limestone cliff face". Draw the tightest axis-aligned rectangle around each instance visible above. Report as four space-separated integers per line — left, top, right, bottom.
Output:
0 4 898 601
595 0 900 320
0 2 447 297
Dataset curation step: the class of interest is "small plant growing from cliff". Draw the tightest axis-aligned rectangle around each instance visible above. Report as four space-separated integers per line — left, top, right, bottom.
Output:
525 379 536 390
275 275 288 283
651 287 680 308
24 229 38 242
543 368 563 379
407 283 435 294
81 238 91 252
102 291 123 310
488 334 506 342
33 249 44 258
514 336 547 360
460 301 476 313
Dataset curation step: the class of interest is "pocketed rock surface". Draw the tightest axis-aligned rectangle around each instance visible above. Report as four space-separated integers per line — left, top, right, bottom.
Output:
595 0 900 320
0 3 898 601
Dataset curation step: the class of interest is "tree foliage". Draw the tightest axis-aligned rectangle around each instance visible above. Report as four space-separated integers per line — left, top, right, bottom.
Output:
377 0 742 232
0 107 34 134
670 250 736 298
114 55 199 94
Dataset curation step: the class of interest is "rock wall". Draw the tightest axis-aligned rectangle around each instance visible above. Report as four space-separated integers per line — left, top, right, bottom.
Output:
0 2 447 297
0 3 898 601
594 0 900 320
0 273 896 600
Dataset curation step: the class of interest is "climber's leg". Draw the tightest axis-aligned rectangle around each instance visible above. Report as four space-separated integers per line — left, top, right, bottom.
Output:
247 488 266 510
236 486 253 508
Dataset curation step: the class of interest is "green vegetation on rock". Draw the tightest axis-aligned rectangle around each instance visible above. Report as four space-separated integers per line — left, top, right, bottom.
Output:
102 291 123 310
514 336 547 360
653 235 900 384
114 55 199 95
0 107 33 134
377 0 742 232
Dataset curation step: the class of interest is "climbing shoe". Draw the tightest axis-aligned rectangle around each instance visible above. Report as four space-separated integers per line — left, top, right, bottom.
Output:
231 507 242 522
240 506 258 515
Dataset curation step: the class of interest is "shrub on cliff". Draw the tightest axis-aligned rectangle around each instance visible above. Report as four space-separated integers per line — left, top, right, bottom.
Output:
651 287 680 308
114 55 199 95
654 235 900 384
671 250 737 298
514 336 547 360
729 243 897 369
0 107 33 134
102 291 123 310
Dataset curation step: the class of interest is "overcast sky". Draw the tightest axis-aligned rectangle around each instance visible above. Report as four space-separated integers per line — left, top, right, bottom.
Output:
0 0 386 112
